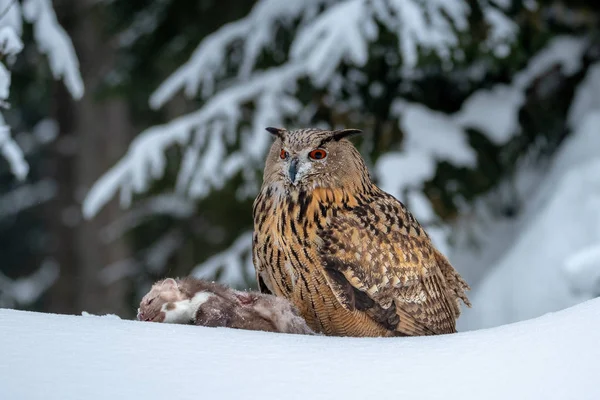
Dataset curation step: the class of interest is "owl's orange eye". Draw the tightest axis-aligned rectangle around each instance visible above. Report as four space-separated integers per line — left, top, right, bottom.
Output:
308 149 327 160
280 149 289 160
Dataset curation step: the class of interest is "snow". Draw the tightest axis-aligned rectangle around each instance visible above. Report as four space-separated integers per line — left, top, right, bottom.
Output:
376 35 589 260
0 0 83 180
481 6 517 57
1 298 600 399
87 0 524 220
99 229 185 286
0 121 28 180
401 103 476 166
454 63 600 329
567 62 600 130
150 0 510 110
457 35 587 146
98 258 140 286
291 0 376 87
82 123 191 217
374 0 470 68
117 2 167 48
100 193 195 242
0 7 27 179
0 25 23 56
190 231 254 287
0 62 10 102
564 244 600 296
376 152 435 198
0 260 59 308
22 0 84 100
455 85 523 144
0 179 57 218
514 36 587 88
32 118 59 144
459 110 600 330
149 0 329 108
83 65 303 218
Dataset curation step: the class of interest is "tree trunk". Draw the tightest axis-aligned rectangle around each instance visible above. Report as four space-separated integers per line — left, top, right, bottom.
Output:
45 0 133 317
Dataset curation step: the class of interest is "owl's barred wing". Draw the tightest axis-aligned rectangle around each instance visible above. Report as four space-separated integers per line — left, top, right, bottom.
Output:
318 211 465 335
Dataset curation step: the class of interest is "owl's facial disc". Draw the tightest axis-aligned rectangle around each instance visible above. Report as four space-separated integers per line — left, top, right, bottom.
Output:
264 127 367 192
283 150 323 186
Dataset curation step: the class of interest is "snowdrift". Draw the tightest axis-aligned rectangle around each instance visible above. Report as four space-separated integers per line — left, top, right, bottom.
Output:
460 110 600 330
1 298 599 400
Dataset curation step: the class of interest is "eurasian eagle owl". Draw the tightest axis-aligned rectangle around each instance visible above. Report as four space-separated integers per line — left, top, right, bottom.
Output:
252 127 470 336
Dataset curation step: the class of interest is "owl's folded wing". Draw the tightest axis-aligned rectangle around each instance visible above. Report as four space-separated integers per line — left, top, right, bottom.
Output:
317 213 461 335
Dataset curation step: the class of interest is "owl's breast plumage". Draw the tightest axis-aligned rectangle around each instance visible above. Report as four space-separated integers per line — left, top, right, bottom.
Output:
252 185 395 336
253 186 321 321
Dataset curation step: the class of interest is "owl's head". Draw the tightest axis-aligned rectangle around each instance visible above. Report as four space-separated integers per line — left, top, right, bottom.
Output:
262 127 370 190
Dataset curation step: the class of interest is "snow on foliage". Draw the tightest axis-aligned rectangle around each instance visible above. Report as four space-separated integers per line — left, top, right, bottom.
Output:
22 0 84 99
459 99 600 330
0 179 57 218
2 298 600 399
372 0 468 68
564 244 600 297
190 231 255 287
567 62 600 129
149 0 331 107
84 0 517 219
0 0 81 305
0 0 83 180
0 120 28 179
377 35 588 251
82 65 303 219
82 0 521 288
0 259 59 308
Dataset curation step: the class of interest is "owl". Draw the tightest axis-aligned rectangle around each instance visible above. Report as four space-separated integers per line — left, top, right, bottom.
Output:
252 127 471 337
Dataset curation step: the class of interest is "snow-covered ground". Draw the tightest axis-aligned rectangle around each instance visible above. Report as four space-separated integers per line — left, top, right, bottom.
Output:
1 298 600 400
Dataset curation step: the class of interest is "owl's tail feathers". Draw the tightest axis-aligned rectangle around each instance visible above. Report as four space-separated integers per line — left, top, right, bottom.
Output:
435 251 472 313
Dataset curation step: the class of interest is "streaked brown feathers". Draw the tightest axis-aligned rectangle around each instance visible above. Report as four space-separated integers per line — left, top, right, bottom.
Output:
252 128 470 336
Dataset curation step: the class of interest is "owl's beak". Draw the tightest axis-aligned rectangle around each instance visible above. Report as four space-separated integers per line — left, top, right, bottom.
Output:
288 158 299 184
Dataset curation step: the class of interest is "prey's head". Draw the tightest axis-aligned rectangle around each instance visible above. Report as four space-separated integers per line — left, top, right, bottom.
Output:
137 278 185 322
262 127 369 191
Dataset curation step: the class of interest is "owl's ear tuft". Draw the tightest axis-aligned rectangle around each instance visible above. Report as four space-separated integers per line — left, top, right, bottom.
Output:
266 127 286 141
330 129 362 141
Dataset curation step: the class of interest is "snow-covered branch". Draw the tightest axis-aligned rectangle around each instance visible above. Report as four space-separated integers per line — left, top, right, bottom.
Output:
376 35 588 249
149 0 331 108
0 118 28 179
0 259 59 308
0 0 83 180
291 0 376 86
0 179 57 218
83 65 302 218
190 231 254 287
87 0 520 219
373 0 469 67
99 228 185 286
22 0 84 100
99 193 195 243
